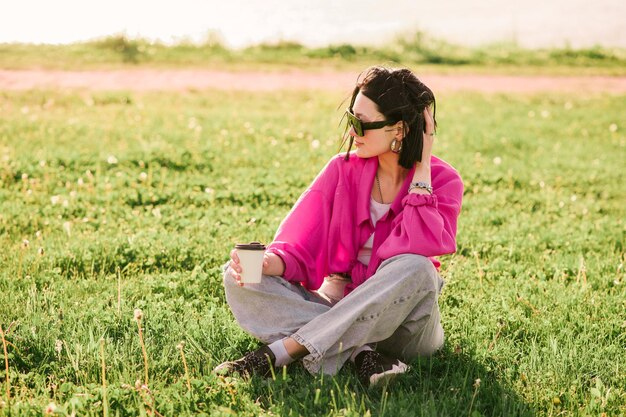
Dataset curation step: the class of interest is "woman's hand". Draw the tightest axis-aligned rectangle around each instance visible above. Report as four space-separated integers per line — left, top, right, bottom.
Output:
409 107 435 191
263 252 286 277
421 106 435 164
227 250 285 287
227 249 245 286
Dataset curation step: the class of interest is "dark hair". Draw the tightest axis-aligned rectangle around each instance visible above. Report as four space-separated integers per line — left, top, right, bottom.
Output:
342 66 437 169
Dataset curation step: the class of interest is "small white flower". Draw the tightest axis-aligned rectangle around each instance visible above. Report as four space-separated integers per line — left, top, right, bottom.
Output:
493 156 502 165
50 195 60 205
152 208 162 218
311 139 320 149
139 172 148 181
570 195 577 202
204 187 214 194
55 339 63 354
36 230 43 239
107 155 118 165
39 160 47 167
609 123 618 132
77 178 84 186
62 221 72 236
21 173 28 180
22 239 30 248
540 110 550 118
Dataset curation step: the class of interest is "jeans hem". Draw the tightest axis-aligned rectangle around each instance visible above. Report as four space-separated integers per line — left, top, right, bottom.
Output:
291 332 324 373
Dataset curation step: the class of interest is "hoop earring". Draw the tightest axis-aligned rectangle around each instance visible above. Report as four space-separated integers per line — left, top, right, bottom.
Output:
390 139 403 154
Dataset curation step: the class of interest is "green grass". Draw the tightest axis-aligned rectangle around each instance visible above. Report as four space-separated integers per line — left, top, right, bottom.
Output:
2 33 626 75
0 88 625 416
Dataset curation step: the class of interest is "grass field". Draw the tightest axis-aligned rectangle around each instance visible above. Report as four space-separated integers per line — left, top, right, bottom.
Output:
2 34 626 75
0 87 625 416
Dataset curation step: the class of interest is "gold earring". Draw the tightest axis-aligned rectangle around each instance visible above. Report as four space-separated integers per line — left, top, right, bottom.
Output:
390 139 402 154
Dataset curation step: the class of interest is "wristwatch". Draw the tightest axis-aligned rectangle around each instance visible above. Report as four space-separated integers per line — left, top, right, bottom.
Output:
409 182 433 194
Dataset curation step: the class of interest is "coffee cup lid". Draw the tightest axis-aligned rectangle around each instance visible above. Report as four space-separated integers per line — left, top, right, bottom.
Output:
235 241 266 250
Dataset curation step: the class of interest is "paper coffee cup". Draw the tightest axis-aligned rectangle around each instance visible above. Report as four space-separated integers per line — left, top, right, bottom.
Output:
235 242 266 284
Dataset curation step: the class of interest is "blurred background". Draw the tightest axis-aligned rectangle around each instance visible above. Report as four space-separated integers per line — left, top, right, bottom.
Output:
2 0 625 48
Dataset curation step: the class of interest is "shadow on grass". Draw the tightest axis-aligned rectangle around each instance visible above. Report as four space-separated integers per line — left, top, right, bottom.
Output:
240 344 534 417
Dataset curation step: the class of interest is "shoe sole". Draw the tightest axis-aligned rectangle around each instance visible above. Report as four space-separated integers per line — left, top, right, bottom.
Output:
369 362 410 387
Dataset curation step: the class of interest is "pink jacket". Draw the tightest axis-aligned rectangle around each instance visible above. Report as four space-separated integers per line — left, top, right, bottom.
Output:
266 152 463 294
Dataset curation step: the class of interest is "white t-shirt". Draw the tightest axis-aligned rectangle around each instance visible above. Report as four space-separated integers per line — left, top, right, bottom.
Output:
357 196 391 266
316 196 391 305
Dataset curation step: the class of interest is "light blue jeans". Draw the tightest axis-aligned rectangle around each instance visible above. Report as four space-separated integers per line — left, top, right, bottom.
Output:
222 254 444 375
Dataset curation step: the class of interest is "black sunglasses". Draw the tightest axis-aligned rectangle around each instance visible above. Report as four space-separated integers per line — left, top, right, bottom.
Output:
345 108 395 137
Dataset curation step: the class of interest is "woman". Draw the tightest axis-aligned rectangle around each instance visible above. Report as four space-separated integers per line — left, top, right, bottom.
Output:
215 66 463 387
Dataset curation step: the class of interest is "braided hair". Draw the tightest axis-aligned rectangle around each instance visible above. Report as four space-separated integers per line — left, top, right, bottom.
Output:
343 66 437 169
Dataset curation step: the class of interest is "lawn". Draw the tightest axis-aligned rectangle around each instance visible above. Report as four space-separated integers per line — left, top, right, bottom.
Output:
0 87 624 416
2 34 626 75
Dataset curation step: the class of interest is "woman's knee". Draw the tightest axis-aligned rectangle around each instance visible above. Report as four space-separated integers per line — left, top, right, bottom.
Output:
401 337 444 362
408 325 445 359
378 254 442 293
222 264 248 303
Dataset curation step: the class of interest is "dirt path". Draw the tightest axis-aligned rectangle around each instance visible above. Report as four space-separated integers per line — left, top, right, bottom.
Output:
1 69 626 93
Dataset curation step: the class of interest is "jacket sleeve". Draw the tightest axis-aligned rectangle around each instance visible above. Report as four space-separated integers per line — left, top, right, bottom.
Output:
377 166 463 259
265 158 339 289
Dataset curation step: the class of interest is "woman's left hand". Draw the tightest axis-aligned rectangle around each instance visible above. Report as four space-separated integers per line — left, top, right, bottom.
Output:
421 107 435 164
409 107 435 190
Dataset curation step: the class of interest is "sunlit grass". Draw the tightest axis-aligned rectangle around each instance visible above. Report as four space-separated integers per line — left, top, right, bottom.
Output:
0 89 624 415
1 33 626 75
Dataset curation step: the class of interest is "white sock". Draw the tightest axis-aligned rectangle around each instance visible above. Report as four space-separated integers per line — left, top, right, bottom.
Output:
350 344 374 362
268 339 295 368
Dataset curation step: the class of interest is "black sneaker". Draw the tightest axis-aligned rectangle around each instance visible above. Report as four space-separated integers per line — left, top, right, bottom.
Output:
354 350 409 387
213 345 276 378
